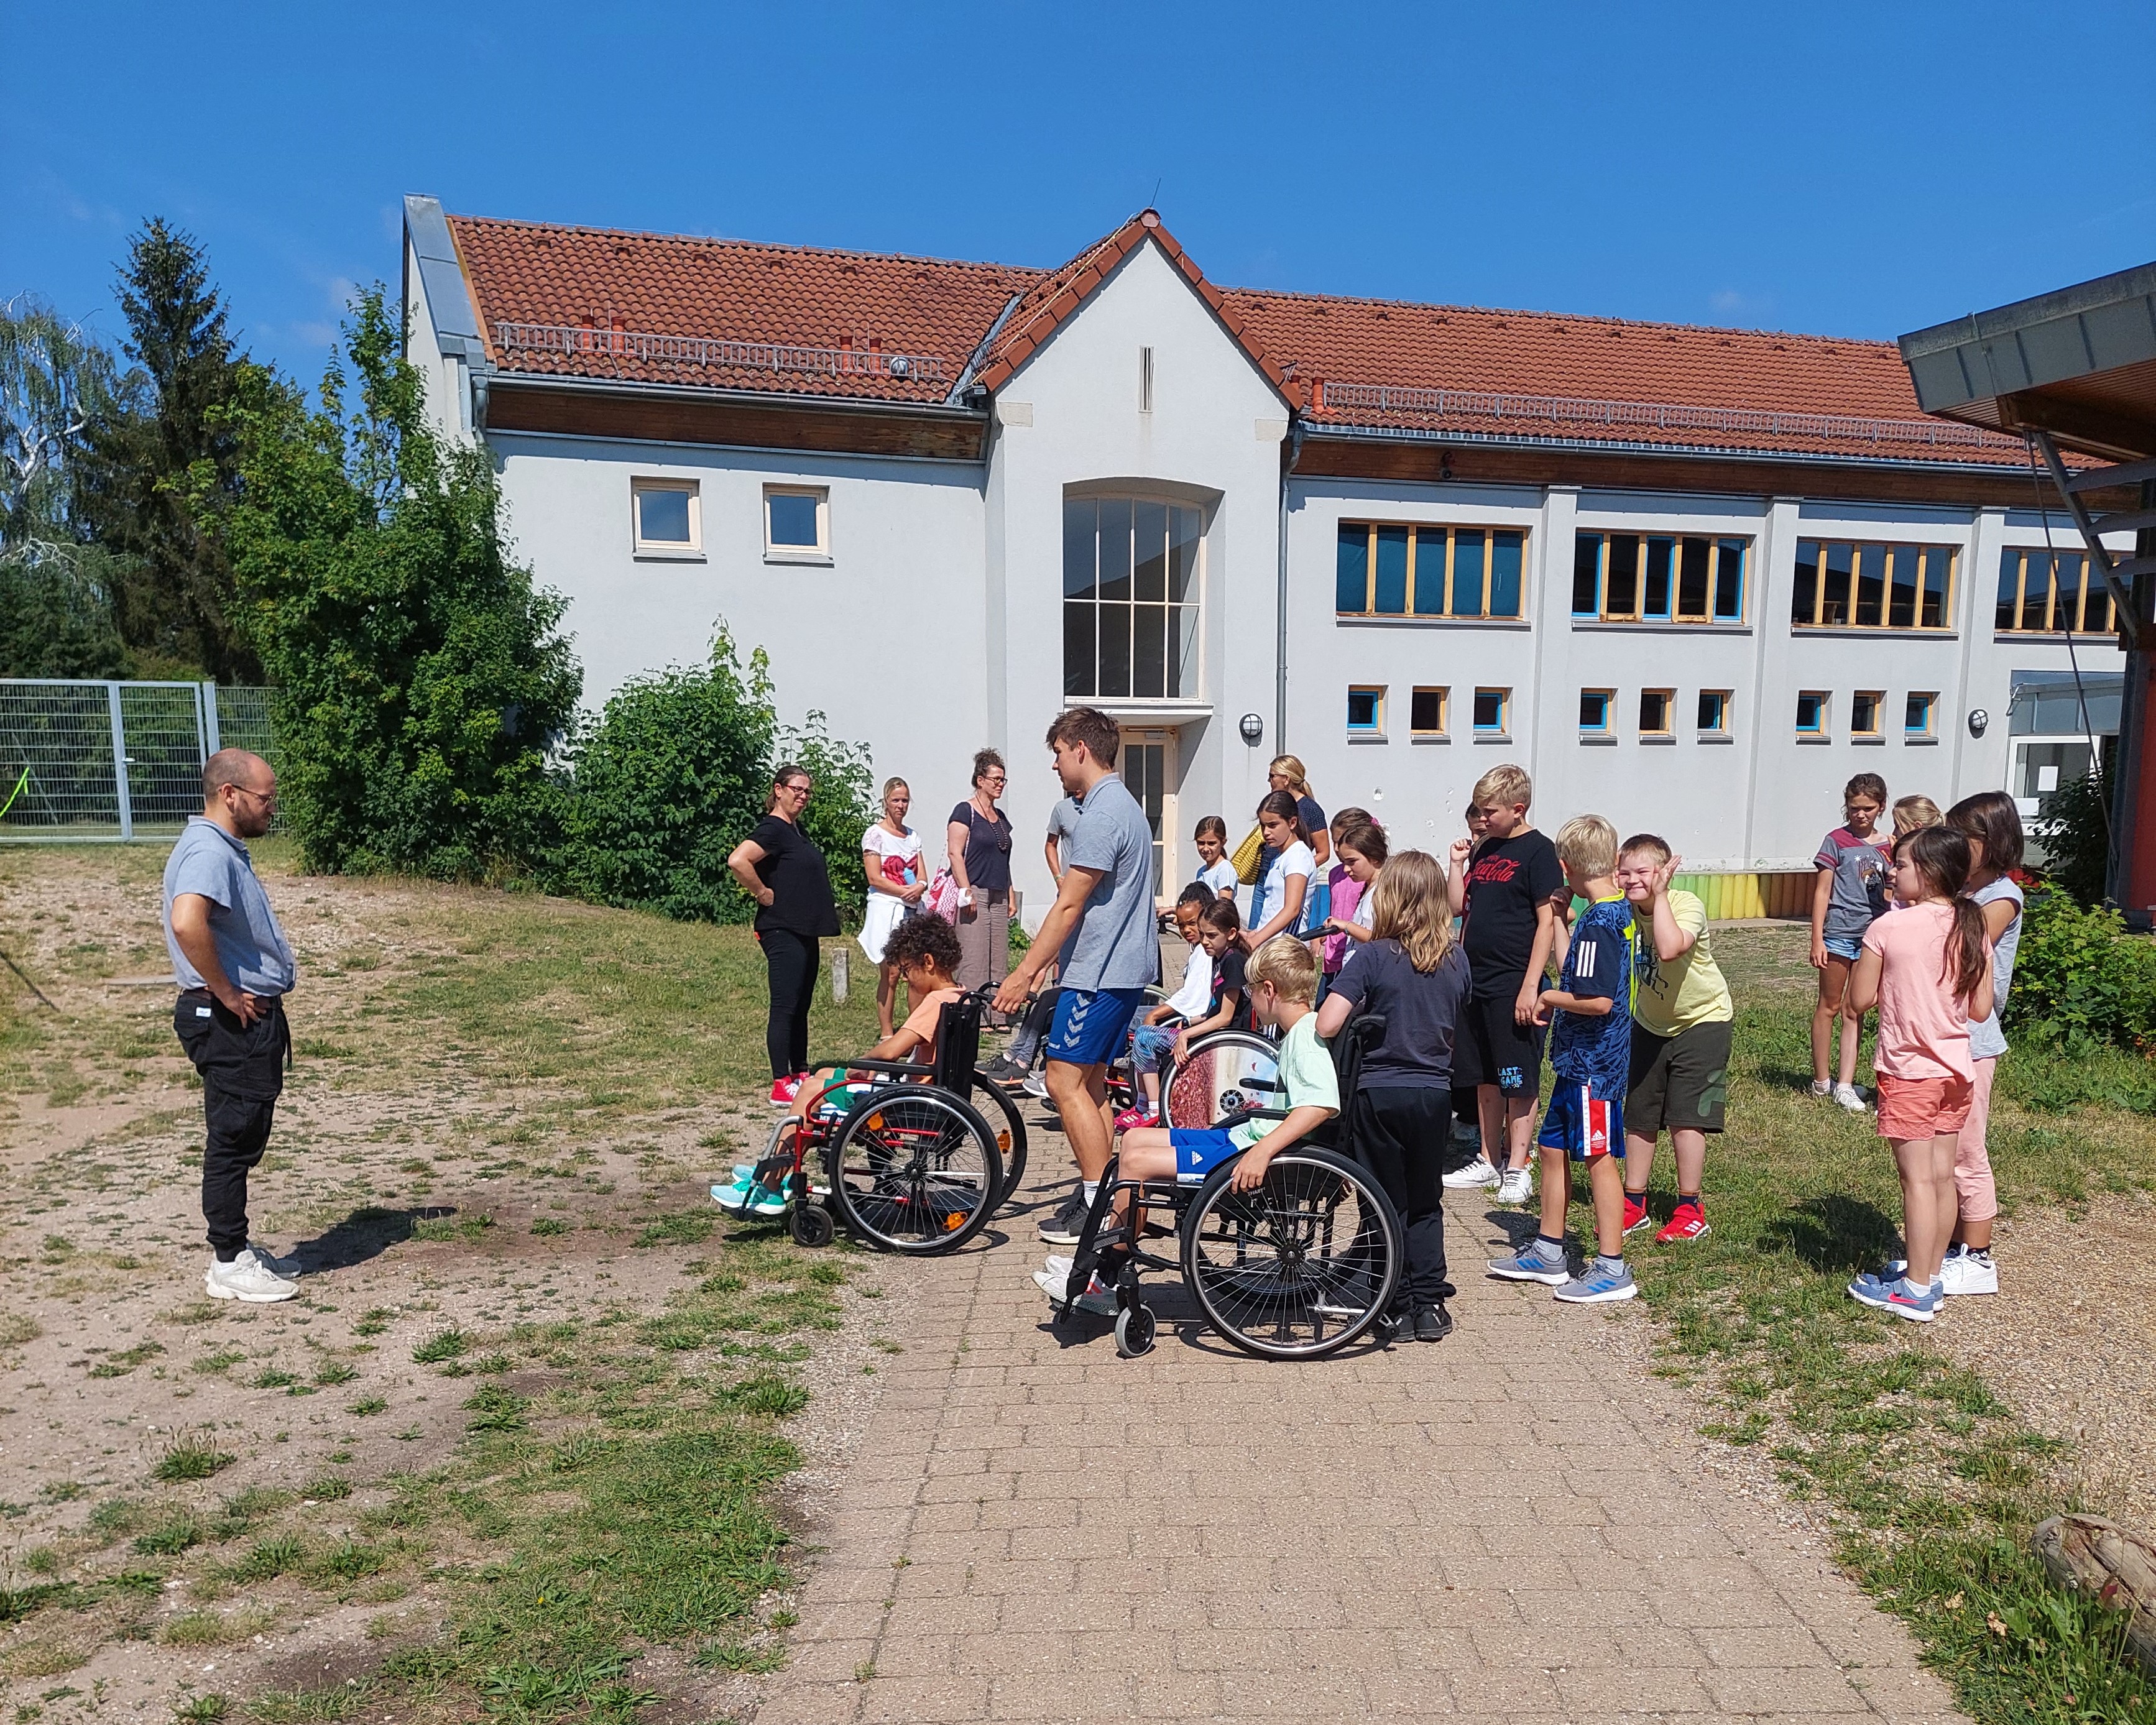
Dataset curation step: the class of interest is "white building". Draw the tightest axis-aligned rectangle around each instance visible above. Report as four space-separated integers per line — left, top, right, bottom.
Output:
403 195 2131 921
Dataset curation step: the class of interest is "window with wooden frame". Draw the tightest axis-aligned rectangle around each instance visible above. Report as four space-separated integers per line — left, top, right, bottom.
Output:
1572 532 1748 623
1697 690 1731 735
1995 548 2117 635
1579 689 1613 734
632 479 701 556
1905 692 1937 738
1409 686 1448 737
1472 687 1510 737
763 485 829 558
1638 689 1674 737
1795 691 1829 736
1851 691 1884 737
1347 686 1385 736
1335 523 1526 620
1791 539 1955 631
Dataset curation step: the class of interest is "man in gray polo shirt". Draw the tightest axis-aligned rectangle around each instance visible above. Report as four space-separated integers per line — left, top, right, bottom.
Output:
994 707 1157 1259
163 749 300 1303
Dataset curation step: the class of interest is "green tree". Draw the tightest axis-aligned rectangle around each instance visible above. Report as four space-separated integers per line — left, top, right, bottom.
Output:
77 219 256 682
214 286 579 879
0 295 129 676
2035 765 2112 908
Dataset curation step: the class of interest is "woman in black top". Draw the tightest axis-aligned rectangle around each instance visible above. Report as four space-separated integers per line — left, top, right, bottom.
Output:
727 762 839 1102
947 748 1015 1022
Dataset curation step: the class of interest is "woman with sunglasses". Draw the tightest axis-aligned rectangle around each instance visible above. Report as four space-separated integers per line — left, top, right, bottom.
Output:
947 748 1016 1024
729 763 839 1106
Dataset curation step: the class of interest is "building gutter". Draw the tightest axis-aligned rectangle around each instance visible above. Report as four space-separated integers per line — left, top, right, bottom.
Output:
946 291 1025 406
1276 415 1306 752
1296 421 2045 477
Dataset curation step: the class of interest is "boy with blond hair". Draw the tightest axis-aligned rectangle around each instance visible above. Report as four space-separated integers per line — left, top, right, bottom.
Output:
1444 765 1564 1207
1489 814 1637 1304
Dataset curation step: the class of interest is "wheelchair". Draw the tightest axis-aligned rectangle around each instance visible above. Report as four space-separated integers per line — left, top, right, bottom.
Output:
1050 1014 1403 1359
729 990 1023 1253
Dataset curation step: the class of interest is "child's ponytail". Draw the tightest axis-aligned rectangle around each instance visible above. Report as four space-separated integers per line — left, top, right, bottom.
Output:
1903 825 1988 1002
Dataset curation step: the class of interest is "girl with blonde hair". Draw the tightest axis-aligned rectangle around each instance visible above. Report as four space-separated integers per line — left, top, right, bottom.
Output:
1315 850 1471 1342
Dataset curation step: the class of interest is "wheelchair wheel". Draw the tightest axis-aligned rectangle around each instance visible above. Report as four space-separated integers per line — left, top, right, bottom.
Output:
825 1086 1003 1254
1163 1030 1279 1130
1115 1304 1156 1358
971 1075 1030 1209
790 1204 835 1248
1179 1146 1401 1359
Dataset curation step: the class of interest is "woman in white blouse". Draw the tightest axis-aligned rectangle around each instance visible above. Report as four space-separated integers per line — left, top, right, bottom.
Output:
859 777 928 1036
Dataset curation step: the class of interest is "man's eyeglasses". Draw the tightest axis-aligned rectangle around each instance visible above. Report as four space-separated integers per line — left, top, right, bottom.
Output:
228 784 277 807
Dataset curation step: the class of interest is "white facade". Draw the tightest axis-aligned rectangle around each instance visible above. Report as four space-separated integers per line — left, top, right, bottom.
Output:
405 205 2128 923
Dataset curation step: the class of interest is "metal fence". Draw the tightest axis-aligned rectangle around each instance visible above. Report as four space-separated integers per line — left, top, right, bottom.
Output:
0 680 279 842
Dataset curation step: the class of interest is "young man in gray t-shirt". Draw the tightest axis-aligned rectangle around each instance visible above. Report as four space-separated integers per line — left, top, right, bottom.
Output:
993 709 1156 1249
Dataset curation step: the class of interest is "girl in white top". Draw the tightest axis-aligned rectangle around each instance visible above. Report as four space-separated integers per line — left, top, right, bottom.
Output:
859 777 927 1037
1243 790 1314 953
1191 815 1241 902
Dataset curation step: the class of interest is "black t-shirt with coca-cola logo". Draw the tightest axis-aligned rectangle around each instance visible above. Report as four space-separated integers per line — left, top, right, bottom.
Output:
1461 829 1565 1001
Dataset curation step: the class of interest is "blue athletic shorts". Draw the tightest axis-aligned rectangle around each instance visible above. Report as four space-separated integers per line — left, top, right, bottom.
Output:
1045 987 1149 1068
1822 934 1864 962
1538 1082 1625 1162
1168 1127 1242 1185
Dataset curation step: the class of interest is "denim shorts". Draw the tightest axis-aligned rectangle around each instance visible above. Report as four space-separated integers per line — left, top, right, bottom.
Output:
1822 934 1864 963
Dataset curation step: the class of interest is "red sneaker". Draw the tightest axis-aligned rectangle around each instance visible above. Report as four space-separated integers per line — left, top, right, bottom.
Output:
1112 1106 1155 1135
1621 1194 1652 1236
1654 1204 1709 1244
768 1074 804 1108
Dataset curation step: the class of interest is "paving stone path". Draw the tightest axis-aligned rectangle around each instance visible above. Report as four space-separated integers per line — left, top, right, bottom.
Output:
757 1123 1967 1725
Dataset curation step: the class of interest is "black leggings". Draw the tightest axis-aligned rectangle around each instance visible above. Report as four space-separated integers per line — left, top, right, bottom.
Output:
761 929 819 1080
1352 1085 1455 1308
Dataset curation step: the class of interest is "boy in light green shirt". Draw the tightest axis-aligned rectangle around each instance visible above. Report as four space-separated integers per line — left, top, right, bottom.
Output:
1616 835 1733 1244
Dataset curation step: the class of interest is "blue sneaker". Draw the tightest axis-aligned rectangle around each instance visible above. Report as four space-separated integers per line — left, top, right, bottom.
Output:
1850 1274 1940 1322
1554 1260 1637 1304
1487 1245 1570 1286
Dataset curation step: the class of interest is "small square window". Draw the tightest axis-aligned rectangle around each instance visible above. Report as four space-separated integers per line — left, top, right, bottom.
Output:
1795 691 1828 735
764 486 829 558
632 479 701 556
1579 689 1613 732
1347 686 1385 735
1409 686 1448 736
1639 689 1674 735
1473 688 1509 735
1905 692 1937 737
1851 691 1883 737
1697 690 1731 734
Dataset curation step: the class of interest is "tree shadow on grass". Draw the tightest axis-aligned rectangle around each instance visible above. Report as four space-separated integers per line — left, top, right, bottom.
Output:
291 1205 457 1274
1759 1193 1903 1276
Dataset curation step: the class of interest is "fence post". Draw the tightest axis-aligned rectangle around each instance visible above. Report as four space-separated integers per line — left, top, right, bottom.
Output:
106 681 134 842
200 681 221 757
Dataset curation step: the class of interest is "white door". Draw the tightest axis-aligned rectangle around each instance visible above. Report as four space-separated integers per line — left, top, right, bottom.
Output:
1119 728 1177 900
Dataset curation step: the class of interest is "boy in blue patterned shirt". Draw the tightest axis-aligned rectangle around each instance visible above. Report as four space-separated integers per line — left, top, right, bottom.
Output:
1488 814 1638 1304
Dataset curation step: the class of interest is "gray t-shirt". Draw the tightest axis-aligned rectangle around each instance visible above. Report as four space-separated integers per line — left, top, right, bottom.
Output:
1330 939 1471 1088
1047 794 1083 868
1967 875 2024 1062
162 817 297 996
1056 775 1158 991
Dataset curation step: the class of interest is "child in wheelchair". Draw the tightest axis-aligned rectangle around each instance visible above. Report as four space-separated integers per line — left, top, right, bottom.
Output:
1036 934 1338 1313
1113 883 1219 1133
714 914 965 1217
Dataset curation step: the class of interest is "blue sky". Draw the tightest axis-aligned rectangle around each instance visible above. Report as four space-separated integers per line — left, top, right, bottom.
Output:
6 0 2152 384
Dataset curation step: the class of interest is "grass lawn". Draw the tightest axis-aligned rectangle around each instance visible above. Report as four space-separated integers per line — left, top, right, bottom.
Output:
1608 926 2156 1725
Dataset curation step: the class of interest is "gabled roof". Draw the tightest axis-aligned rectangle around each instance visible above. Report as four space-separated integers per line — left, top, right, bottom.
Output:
969 210 1297 403
426 200 2034 466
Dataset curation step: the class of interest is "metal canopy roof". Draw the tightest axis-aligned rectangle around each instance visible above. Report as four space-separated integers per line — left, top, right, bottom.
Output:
1898 260 2156 462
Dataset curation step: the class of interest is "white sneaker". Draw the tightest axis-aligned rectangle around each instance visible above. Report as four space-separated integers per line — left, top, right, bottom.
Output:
1940 1251 1999 1297
1033 1266 1117 1315
1442 1159 1502 1190
241 1243 302 1280
205 1254 299 1304
1833 1083 1868 1113
1496 1167 1534 1206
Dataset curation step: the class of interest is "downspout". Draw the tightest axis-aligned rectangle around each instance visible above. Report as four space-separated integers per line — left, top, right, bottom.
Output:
1276 415 1305 752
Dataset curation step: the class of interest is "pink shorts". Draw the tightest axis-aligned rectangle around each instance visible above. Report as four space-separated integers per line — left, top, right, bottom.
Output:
1875 1072 1973 1141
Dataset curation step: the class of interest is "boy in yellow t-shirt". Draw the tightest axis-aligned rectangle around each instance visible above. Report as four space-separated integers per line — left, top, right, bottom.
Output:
1615 834 1733 1244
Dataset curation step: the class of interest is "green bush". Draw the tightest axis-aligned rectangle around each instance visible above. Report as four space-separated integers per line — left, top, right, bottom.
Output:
551 626 873 926
2004 884 2156 1052
2034 765 2113 908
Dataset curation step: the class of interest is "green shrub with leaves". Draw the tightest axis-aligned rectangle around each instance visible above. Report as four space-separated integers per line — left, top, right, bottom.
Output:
551 626 873 925
2034 765 2114 908
213 288 579 880
2004 883 2156 1053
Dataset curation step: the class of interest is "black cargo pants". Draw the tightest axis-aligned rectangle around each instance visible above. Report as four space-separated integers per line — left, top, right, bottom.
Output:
173 990 288 1256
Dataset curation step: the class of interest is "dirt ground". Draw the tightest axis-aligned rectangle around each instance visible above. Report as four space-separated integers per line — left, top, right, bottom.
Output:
0 846 925 1725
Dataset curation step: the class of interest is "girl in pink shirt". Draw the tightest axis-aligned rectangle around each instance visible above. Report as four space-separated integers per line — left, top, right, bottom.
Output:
1846 826 1993 1322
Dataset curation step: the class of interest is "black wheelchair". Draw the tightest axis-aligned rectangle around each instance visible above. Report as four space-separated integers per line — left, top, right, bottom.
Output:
1049 1014 1403 1359
734 989 1028 1253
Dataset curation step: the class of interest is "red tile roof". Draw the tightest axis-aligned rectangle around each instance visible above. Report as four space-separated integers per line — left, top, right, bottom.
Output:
440 207 2029 464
